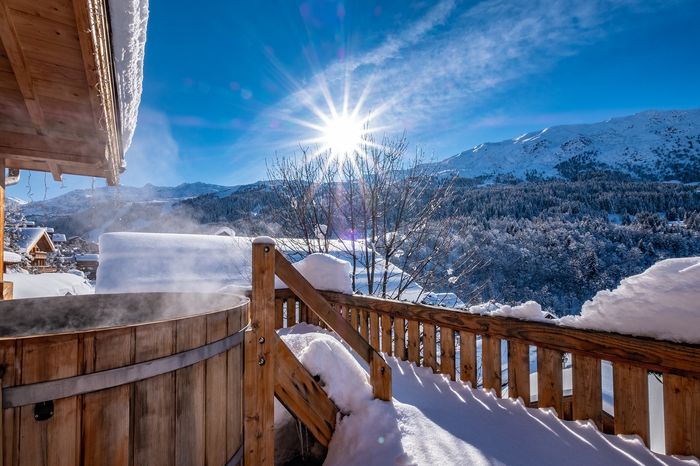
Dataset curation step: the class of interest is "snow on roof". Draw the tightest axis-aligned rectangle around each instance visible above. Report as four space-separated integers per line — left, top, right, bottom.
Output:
75 254 99 262
97 232 251 294
16 228 55 253
108 0 149 151
3 251 21 264
215 227 236 237
4 272 94 299
52 234 67 243
96 232 354 295
559 257 700 344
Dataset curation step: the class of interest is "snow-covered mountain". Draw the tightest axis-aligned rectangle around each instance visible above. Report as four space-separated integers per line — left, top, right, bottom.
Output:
433 109 700 182
16 182 241 240
21 182 236 217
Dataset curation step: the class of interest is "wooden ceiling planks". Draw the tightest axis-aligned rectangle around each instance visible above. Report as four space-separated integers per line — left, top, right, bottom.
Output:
0 0 123 184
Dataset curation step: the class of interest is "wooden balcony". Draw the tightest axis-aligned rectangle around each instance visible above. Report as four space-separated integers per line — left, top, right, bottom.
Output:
268 285 700 460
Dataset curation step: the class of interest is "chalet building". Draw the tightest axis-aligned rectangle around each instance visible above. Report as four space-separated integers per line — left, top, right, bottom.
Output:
215 227 236 237
16 228 56 268
3 251 21 272
66 236 100 254
74 253 99 280
52 233 67 244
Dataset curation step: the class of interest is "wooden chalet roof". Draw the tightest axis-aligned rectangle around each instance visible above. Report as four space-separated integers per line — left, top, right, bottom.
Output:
16 227 55 252
0 0 122 184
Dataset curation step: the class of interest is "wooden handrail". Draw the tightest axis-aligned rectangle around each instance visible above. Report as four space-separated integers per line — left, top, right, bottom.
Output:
279 289 700 378
274 251 392 400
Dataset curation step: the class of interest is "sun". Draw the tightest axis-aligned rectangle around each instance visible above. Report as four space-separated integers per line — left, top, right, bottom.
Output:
284 73 392 159
320 113 364 156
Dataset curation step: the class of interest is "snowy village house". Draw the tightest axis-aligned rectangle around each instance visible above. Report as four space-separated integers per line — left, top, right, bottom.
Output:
15 227 55 268
0 1 698 466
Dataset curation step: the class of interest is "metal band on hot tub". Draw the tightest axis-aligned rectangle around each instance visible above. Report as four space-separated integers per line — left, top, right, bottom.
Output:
1 324 249 409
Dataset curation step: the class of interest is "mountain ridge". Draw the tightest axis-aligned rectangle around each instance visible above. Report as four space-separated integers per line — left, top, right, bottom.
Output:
432 108 700 182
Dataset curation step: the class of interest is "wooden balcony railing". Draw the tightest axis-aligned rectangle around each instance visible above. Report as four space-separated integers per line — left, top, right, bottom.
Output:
274 287 700 459
244 241 391 465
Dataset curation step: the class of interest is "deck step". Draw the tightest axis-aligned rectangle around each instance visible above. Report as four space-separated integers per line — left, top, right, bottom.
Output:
274 333 338 447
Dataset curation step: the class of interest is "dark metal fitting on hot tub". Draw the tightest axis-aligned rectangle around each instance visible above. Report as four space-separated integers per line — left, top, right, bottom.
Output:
258 357 266 366
264 246 270 253
34 400 54 421
258 336 265 344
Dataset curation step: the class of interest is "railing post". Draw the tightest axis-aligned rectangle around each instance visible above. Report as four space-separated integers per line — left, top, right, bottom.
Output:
244 238 276 465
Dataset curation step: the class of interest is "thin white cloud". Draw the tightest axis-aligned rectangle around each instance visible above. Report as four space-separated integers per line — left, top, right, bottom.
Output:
121 108 183 187
226 0 680 174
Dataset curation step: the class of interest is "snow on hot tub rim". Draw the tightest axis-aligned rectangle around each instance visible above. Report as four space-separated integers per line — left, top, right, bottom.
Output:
0 291 249 340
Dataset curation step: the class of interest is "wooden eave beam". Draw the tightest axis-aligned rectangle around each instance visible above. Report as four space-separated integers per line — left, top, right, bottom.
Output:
0 3 46 134
72 0 122 185
47 161 62 182
0 129 104 159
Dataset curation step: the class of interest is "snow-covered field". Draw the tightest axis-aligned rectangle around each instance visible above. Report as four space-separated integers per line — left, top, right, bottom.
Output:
280 325 696 466
4 272 94 299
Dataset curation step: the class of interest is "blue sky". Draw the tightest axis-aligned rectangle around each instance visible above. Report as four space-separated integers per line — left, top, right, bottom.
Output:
10 0 700 200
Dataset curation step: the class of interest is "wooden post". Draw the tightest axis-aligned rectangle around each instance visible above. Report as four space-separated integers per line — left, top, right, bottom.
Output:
440 328 456 381
381 315 392 356
423 323 436 371
394 318 406 361
572 354 602 429
244 238 276 465
537 348 563 415
663 374 700 457
0 158 5 300
482 335 501 396
369 312 380 350
407 320 420 365
460 331 477 386
613 363 649 446
508 340 530 403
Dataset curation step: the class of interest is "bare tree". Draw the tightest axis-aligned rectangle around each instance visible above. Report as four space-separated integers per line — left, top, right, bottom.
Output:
267 149 339 254
268 133 483 303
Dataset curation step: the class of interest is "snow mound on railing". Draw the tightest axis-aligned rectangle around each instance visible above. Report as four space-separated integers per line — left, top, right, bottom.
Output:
467 300 551 321
275 253 353 294
280 325 371 412
560 257 700 344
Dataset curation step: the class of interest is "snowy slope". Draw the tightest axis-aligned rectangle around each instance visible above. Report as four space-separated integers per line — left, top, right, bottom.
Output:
435 109 700 181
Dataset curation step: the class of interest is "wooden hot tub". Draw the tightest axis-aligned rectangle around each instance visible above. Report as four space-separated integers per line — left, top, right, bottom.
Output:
0 292 248 466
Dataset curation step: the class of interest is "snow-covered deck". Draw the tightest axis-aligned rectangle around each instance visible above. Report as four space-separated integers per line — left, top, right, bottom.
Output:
281 325 692 466
92 233 700 464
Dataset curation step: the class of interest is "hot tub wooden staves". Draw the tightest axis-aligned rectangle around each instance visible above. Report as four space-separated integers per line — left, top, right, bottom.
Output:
0 292 248 466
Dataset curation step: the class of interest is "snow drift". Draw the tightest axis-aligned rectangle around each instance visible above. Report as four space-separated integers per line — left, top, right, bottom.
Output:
5 272 94 299
559 257 700 344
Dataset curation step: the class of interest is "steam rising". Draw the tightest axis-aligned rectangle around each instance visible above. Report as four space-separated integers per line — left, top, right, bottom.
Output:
0 292 247 338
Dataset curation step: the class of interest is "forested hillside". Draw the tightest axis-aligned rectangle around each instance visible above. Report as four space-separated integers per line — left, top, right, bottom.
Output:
169 176 700 315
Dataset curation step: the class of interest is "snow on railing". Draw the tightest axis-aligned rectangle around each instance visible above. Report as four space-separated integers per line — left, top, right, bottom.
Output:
272 288 700 459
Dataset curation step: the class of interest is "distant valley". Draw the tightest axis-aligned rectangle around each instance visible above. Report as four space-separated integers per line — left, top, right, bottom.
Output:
13 108 700 315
